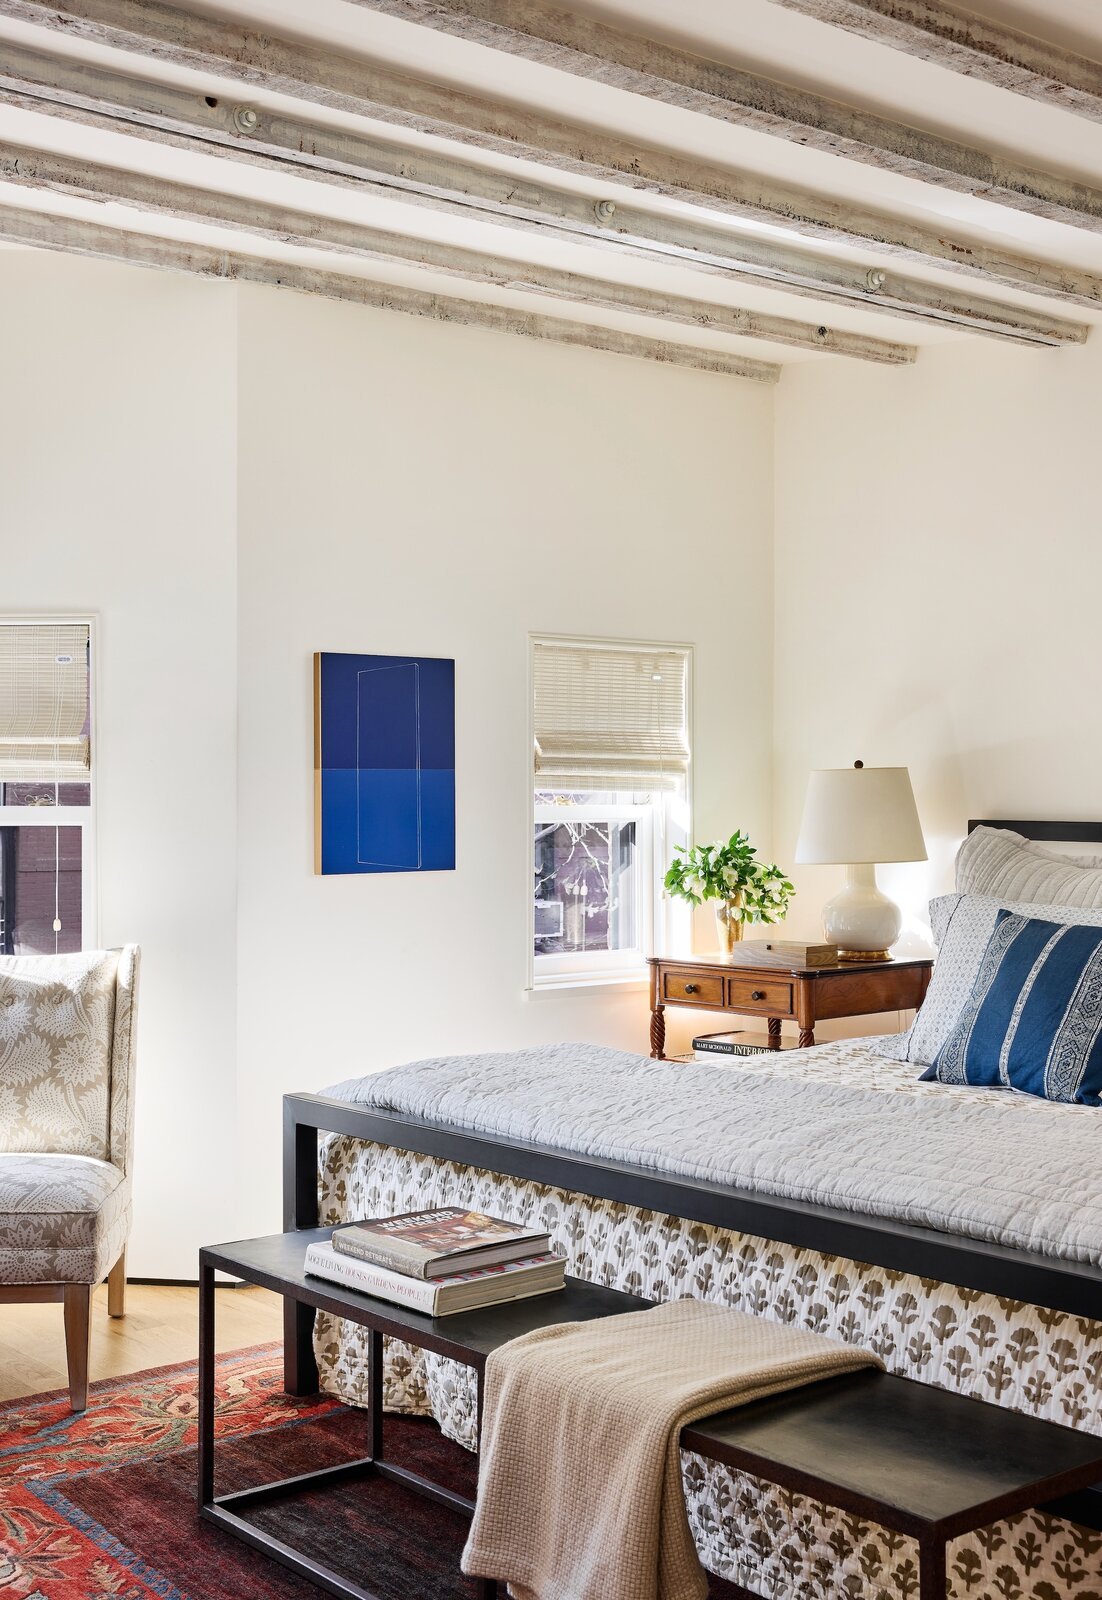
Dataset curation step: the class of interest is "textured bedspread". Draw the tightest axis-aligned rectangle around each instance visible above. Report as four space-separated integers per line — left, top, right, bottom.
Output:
328 1039 1102 1265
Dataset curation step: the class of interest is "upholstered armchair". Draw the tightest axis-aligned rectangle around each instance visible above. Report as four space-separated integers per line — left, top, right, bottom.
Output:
0 945 139 1411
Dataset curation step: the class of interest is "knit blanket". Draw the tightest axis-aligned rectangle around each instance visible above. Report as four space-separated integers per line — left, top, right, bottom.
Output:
460 1299 881 1600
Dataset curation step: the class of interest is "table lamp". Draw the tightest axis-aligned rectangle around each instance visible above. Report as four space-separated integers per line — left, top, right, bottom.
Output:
794 762 926 961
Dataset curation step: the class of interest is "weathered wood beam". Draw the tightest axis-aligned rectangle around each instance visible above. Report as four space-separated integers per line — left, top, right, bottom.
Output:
768 0 1102 124
348 0 1102 233
0 203 781 382
2 0 1099 315
0 140 915 362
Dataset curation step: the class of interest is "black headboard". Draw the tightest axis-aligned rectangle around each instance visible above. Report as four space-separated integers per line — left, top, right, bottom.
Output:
968 819 1102 844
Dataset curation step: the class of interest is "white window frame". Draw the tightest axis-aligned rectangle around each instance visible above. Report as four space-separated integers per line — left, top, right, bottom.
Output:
533 800 655 982
0 613 99 953
527 633 693 993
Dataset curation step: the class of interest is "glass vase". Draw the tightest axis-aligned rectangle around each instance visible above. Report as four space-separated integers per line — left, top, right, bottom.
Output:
715 899 744 956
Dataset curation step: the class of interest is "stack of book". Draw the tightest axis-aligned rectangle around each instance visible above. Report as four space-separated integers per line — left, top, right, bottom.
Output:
304 1205 566 1317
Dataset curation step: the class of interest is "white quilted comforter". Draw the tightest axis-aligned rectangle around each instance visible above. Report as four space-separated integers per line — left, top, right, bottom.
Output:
329 1039 1102 1265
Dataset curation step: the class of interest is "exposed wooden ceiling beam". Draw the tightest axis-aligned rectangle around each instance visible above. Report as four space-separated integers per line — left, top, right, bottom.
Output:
767 0 1102 123
0 202 781 382
0 52 1087 350
0 141 916 363
2 0 1099 316
348 0 1102 234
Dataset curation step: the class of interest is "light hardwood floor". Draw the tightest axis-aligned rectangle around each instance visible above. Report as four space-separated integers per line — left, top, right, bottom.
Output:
0 1283 284 1402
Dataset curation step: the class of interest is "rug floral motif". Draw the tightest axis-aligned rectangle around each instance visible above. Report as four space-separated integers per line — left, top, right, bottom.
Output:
0 1346 334 1599
0 1346 749 1600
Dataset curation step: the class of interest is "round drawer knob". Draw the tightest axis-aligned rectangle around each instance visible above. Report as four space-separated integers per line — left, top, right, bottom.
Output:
684 983 698 994
751 990 765 1001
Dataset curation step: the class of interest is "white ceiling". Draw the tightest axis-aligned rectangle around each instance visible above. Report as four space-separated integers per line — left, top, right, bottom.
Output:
2 0 1100 373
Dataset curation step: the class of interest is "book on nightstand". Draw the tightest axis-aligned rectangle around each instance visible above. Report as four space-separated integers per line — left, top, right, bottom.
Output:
305 1240 566 1317
692 1030 796 1059
729 939 839 968
332 1205 551 1279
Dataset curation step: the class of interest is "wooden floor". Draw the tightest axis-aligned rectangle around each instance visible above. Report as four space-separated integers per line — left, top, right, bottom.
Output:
0 1282 284 1402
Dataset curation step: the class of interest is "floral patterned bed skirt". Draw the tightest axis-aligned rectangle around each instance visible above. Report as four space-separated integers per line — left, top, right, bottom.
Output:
316 1134 1102 1600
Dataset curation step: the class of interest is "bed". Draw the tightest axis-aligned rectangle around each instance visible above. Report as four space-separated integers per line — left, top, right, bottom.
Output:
284 820 1102 1600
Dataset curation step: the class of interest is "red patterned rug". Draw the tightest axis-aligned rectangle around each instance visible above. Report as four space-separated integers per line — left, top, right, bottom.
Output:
0 1344 755 1599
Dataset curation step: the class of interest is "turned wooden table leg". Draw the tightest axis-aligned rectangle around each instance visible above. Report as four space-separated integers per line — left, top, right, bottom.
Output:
767 1018 781 1049
794 978 816 1054
650 1003 666 1060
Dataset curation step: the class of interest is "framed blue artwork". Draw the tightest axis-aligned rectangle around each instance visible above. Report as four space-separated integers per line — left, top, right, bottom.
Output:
313 652 455 875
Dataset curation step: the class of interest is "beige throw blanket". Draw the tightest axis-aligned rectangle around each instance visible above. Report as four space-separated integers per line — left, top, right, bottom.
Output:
461 1299 882 1600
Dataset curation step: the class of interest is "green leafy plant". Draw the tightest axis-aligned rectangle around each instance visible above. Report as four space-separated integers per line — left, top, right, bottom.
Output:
664 831 794 927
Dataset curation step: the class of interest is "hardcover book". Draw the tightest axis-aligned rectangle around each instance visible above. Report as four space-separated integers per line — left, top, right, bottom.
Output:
332 1206 552 1280
305 1241 566 1316
692 1031 793 1057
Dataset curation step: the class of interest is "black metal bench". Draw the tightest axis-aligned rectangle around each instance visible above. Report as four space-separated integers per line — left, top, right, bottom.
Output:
200 1228 1102 1600
684 1369 1102 1600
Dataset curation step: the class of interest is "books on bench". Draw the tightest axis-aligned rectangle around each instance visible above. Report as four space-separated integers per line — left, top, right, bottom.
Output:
332 1206 552 1279
304 1204 565 1317
305 1239 566 1317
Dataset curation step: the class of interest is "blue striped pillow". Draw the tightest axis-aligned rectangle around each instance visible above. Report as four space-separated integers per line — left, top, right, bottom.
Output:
923 910 1102 1104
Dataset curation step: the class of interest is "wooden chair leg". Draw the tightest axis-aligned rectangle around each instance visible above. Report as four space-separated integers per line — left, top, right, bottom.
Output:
63 1284 93 1412
107 1252 126 1319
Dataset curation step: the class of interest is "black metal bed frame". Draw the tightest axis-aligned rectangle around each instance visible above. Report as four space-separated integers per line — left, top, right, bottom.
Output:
282 818 1102 1529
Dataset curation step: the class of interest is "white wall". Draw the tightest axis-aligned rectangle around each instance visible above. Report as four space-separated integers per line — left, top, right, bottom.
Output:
774 337 1102 975
0 249 777 1270
2 250 239 1278
234 283 775 1240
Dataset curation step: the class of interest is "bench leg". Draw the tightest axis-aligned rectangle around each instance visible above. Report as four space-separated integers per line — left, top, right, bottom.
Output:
472 1363 496 1600
283 1296 318 1396
919 1537 946 1600
198 1261 216 1506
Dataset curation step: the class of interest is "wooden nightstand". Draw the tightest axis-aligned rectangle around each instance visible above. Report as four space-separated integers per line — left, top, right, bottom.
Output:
647 953 933 1058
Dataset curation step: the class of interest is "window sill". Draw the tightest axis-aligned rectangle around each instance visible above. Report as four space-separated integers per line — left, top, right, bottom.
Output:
526 972 649 998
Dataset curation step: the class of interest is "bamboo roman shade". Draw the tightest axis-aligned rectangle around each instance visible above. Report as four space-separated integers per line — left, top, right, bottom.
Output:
0 623 91 785
533 640 689 791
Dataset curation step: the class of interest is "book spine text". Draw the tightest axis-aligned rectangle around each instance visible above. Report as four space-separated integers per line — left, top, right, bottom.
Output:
332 1232 432 1279
306 1247 439 1313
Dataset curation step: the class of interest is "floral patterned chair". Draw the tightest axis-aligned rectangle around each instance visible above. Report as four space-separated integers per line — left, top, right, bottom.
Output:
0 946 139 1410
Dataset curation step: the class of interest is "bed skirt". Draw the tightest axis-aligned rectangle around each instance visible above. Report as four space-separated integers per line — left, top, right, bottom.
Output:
316 1134 1102 1600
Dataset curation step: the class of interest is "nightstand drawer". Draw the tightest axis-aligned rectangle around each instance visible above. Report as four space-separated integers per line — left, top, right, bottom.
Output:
727 976 793 1014
662 971 725 1006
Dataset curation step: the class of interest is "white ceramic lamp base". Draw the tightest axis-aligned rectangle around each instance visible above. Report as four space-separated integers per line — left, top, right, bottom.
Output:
821 863 901 962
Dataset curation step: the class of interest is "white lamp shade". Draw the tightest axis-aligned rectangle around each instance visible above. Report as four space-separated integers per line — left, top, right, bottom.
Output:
795 766 927 865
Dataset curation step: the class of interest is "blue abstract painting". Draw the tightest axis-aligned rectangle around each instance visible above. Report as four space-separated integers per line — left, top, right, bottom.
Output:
314 652 455 875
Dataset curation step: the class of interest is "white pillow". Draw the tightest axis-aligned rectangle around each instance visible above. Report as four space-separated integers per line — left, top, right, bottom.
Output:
875 892 1102 1067
956 826 1102 907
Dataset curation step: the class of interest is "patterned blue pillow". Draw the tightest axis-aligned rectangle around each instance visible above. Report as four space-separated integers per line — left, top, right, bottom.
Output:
923 910 1102 1104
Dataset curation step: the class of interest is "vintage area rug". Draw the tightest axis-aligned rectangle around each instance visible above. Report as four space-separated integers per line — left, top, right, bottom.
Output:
0 1344 751 1600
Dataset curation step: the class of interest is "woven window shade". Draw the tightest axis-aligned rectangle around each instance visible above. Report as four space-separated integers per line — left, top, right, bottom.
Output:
533 641 689 791
0 623 91 784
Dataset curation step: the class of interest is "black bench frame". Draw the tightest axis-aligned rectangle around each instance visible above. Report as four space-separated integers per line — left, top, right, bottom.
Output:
220 1230 1102 1600
283 817 1102 1536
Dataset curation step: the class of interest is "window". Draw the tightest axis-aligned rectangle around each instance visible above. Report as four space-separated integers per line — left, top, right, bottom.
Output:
530 636 691 987
0 620 95 955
